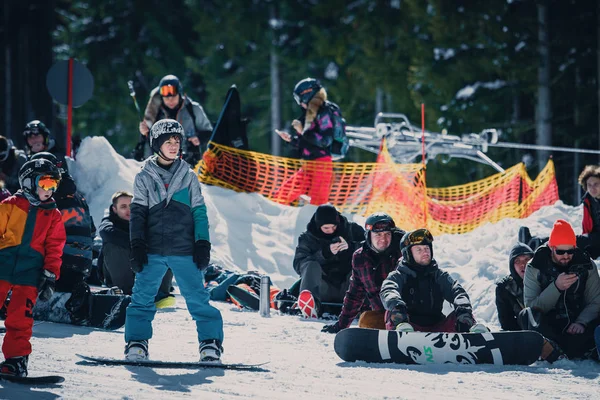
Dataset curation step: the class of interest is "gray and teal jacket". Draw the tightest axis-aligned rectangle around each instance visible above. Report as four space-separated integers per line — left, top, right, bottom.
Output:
130 156 209 255
523 244 600 326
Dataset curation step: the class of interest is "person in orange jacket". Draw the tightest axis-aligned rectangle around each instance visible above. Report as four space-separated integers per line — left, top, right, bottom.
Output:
0 158 66 377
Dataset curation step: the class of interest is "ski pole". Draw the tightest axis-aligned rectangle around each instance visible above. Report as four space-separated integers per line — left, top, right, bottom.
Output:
128 80 143 121
128 80 146 160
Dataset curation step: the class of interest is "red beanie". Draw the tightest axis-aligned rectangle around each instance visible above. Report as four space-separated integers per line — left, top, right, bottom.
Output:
548 219 577 247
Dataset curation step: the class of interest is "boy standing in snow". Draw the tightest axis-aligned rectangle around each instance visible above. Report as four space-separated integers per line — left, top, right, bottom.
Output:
0 159 66 377
125 119 223 362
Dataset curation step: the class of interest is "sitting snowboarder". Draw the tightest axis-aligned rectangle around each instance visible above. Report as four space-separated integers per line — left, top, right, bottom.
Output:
495 242 534 331
380 228 487 333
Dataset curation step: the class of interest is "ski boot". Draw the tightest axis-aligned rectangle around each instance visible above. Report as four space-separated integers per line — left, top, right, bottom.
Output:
125 340 149 361
0 355 28 377
199 339 223 363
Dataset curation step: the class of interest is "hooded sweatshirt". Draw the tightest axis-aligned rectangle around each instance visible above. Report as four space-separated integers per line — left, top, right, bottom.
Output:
495 243 533 331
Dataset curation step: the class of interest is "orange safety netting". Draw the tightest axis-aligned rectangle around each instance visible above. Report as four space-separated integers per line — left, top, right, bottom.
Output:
197 141 559 235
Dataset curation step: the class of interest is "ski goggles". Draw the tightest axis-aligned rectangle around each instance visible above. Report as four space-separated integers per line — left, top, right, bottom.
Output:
403 228 434 247
159 84 179 97
553 247 576 255
367 220 396 232
36 175 60 191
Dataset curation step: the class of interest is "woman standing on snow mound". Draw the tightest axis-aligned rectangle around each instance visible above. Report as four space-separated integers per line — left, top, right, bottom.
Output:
125 119 223 362
273 78 338 206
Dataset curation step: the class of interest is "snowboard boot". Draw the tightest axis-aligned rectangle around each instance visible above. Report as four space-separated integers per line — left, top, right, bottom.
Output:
0 355 28 377
199 339 223 363
155 294 176 309
125 340 149 361
298 290 320 319
469 323 490 333
274 289 299 315
540 338 566 363
395 322 415 332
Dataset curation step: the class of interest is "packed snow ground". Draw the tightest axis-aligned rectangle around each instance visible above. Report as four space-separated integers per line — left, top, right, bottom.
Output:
2 137 600 399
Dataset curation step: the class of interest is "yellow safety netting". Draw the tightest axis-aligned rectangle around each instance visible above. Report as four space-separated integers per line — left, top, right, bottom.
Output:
197 141 558 235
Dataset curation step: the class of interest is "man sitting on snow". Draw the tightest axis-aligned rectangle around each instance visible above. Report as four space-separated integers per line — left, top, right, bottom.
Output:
380 228 487 333
522 219 600 360
495 242 534 331
292 204 365 318
99 191 174 307
322 212 404 333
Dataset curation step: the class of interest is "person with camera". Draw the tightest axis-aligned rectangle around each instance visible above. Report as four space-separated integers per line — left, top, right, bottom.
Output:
292 204 365 318
522 219 600 360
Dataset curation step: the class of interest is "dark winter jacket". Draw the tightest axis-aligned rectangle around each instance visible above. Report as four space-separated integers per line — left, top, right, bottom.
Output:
380 259 472 327
56 191 96 277
293 212 365 286
130 156 209 256
289 102 338 160
99 206 130 250
337 228 404 329
582 192 600 235
495 243 533 331
0 147 27 194
523 244 600 326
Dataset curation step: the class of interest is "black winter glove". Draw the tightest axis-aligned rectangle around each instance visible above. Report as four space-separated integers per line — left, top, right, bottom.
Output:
130 240 148 273
386 304 409 328
455 311 475 333
38 270 56 302
194 240 211 271
321 321 343 334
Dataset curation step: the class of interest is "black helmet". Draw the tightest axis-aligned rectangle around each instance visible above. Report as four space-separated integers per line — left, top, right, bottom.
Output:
23 120 50 143
293 78 322 105
364 212 395 240
158 74 183 97
29 152 67 175
18 158 61 200
149 119 184 157
400 228 434 264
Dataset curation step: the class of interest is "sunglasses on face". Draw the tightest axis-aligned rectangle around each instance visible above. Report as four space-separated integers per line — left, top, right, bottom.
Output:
159 85 178 97
554 248 576 255
403 228 434 247
36 175 59 191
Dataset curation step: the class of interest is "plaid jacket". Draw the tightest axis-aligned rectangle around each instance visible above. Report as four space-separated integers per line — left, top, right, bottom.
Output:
337 229 403 328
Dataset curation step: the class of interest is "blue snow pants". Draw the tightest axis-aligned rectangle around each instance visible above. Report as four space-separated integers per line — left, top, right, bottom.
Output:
125 254 223 343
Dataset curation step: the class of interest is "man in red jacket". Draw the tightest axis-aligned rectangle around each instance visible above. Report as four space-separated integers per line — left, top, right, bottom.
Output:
322 213 404 333
0 159 66 377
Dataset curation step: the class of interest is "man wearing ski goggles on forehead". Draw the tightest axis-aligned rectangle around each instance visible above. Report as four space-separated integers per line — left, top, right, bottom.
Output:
138 75 213 165
381 227 487 334
522 219 600 361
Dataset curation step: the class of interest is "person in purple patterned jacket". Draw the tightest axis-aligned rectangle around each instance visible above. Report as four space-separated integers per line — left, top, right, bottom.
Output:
273 78 337 205
322 213 404 333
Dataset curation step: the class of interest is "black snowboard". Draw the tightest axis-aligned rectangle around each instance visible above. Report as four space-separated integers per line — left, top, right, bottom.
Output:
76 354 268 372
0 374 64 385
334 328 544 366
227 285 260 310
208 85 249 150
32 291 130 330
